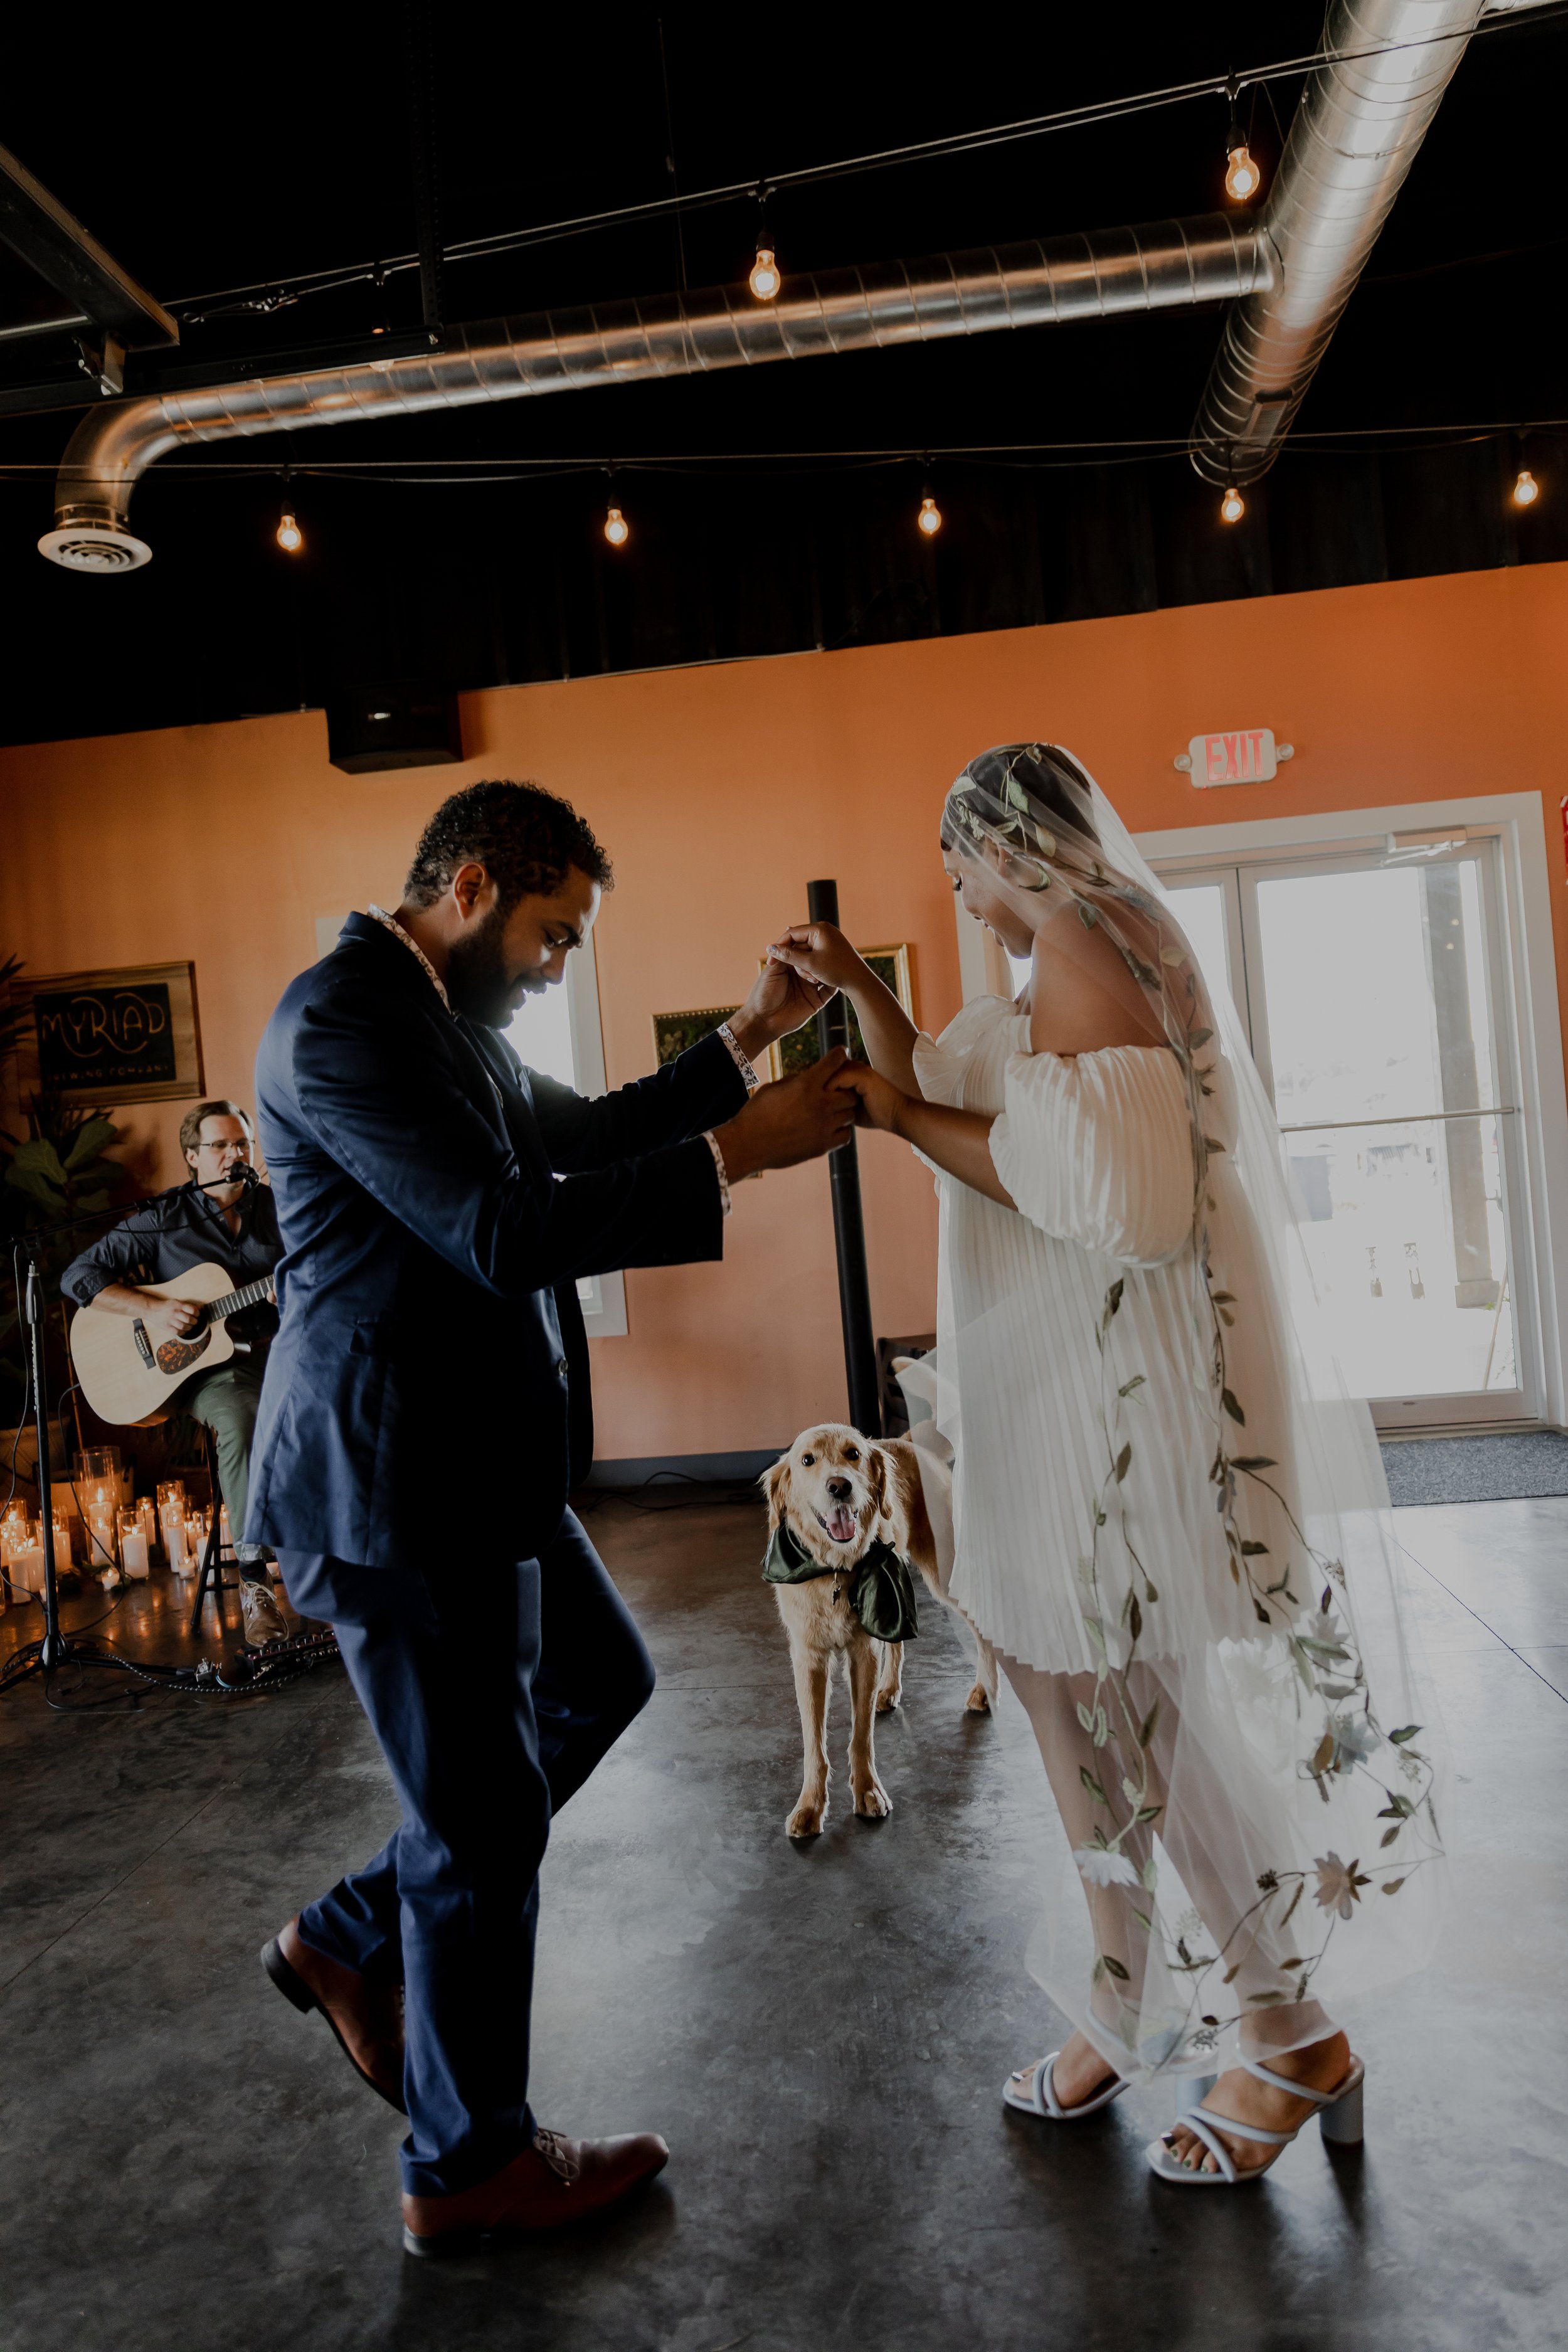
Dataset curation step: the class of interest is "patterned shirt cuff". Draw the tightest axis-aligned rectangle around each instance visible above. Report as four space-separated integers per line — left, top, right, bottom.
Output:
717 1022 761 1094
703 1130 732 1217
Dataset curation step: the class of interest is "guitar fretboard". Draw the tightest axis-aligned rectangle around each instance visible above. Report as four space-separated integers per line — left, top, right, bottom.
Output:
206 1276 275 1325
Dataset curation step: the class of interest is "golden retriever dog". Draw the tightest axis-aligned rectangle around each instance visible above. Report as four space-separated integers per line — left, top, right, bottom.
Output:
762 1422 999 1838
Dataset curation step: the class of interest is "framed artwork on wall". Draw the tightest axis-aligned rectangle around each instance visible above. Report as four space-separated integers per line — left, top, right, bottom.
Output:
6 961 205 1106
650 1005 740 1067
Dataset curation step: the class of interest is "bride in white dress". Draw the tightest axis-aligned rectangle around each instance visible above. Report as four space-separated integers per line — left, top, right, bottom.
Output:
770 744 1444 2186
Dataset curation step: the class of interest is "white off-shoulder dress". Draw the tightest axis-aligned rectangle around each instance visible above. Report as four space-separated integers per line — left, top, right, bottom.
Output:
913 995 1286 1678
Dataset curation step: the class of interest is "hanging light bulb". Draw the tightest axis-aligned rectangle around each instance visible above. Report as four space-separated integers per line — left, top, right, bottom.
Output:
1223 79 1262 203
1225 142 1261 202
748 184 780 301
1220 483 1245 524
1513 467 1540 507
917 494 942 538
603 504 630 547
275 467 304 552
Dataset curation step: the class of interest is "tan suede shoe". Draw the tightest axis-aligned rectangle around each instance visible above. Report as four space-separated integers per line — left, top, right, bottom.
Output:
401 2129 670 2257
260 1917 406 2111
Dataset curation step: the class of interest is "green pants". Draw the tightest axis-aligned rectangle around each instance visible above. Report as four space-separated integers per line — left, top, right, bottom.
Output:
184 1358 268 1566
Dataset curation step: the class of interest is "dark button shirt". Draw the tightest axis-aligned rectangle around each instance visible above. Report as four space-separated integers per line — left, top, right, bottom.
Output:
61 1182 283 1347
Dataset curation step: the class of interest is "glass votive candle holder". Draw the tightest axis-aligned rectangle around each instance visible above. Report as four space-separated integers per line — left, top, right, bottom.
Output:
119 1508 149 1579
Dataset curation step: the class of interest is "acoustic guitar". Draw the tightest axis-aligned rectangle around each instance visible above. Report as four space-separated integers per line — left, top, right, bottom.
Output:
68 1263 277 1426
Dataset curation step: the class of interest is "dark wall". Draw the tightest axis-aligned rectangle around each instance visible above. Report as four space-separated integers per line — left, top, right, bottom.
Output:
3 424 1562 749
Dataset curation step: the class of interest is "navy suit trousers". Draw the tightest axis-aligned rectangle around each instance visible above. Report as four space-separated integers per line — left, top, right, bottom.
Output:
279 1511 655 2198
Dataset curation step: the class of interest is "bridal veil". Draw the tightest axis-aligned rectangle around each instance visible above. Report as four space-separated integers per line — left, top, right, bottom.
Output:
903 744 1446 2080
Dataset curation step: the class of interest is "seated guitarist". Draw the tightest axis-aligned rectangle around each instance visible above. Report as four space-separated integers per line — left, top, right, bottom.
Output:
60 1099 289 1643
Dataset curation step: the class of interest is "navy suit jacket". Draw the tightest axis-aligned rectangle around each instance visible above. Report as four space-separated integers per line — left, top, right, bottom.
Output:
247 913 747 1568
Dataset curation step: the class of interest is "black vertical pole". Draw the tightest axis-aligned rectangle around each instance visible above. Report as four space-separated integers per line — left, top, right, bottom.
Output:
808 879 881 1436
23 1253 65 1670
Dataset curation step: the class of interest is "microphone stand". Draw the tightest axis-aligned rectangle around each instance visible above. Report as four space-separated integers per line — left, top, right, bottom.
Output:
1 1173 336 1705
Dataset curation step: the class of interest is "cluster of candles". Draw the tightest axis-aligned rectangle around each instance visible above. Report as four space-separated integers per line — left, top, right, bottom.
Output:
1 1500 59 1598
1 1456 231 1608
157 1480 224 1577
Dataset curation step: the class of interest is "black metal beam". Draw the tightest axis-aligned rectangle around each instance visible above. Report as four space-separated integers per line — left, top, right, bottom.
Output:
0 142 177 349
0 326 439 421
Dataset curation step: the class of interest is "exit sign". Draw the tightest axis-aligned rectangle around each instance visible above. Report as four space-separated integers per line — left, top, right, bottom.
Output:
1175 728 1294 786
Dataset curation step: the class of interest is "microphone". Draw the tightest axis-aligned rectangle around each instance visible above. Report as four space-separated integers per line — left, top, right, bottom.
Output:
225 1163 262 1190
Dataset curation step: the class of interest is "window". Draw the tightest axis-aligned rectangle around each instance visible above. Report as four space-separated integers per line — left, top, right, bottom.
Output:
1157 837 1534 1429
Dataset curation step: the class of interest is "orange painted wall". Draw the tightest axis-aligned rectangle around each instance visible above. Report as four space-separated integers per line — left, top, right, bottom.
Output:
4 559 1567 1458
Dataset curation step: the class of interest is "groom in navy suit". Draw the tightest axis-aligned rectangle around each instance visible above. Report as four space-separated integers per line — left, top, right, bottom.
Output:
248 780 849 2254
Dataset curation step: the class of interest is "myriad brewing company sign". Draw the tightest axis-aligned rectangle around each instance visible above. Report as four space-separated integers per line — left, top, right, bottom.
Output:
1174 728 1293 787
5 961 205 1105
35 980 177 1088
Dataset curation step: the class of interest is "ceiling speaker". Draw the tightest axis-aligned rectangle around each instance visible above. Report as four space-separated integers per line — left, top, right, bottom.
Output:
326 684 464 774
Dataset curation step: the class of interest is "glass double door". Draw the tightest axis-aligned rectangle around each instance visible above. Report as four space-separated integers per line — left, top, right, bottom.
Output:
1156 839 1533 1429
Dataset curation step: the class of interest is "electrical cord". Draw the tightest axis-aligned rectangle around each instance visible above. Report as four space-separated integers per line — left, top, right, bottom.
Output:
575 1468 765 1516
3 418 1562 492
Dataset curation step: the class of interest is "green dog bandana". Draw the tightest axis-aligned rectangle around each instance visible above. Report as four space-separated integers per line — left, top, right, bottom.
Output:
763 1518 920 1643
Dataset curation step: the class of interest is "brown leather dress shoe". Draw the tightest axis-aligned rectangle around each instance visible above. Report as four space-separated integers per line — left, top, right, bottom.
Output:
260 1917 406 2112
401 2129 670 2257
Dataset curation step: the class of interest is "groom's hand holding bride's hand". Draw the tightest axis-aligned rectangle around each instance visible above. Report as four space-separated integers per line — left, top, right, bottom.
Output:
834 1062 907 1135
724 940 839 1062
765 921 867 1002
716 1047 859 1179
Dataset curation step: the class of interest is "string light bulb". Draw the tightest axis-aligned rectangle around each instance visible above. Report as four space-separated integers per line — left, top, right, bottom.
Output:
275 466 304 553
1513 467 1540 507
603 504 630 547
917 494 942 538
748 184 780 301
1220 483 1245 524
1225 140 1262 202
1224 78 1262 203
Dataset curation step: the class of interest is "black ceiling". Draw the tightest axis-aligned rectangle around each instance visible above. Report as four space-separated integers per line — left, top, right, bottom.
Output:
1 4 1565 748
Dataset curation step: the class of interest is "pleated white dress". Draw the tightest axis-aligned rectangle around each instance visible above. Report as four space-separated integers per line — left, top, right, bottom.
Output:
913 995 1283 1678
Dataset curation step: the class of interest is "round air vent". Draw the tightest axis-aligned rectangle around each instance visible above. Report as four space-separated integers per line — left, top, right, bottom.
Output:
38 523 153 572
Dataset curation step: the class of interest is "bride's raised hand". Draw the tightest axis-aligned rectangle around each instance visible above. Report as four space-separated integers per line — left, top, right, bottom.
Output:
766 921 868 997
831 1061 907 1135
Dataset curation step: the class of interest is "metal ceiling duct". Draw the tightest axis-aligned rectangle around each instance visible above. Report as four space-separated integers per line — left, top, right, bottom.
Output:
40 215 1270 571
1189 0 1488 485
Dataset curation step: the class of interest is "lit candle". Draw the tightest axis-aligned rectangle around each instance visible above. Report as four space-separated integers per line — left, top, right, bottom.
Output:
119 1510 148 1579
165 1516 189 1573
19 1544 46 1596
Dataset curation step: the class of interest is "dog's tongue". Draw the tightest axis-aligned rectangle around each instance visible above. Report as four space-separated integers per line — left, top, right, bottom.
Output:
826 1505 856 1545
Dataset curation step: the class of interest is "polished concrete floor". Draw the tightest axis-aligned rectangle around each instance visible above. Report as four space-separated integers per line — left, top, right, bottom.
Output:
1 1491 1564 2351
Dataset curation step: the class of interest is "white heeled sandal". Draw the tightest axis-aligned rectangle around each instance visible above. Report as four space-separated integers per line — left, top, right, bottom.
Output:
1003 2051 1130 2120
1145 2052 1365 2185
